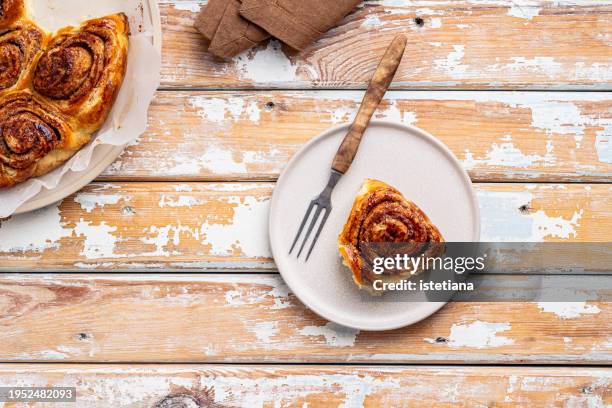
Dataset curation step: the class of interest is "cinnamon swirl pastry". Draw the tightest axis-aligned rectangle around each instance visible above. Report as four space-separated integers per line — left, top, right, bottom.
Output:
0 0 24 29
0 21 45 94
32 13 129 133
338 179 445 293
0 91 90 188
0 11 130 189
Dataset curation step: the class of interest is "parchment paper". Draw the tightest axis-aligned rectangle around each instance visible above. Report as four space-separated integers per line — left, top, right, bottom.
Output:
0 0 161 217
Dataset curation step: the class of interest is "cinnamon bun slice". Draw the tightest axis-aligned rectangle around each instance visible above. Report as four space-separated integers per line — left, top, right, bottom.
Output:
0 21 45 95
0 0 25 30
32 13 129 133
338 179 445 294
0 91 90 188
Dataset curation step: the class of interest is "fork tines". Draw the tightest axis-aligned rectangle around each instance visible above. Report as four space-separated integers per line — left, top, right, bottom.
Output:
289 199 331 261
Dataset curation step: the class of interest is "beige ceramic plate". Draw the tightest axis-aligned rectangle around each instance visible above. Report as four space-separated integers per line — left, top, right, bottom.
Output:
14 0 162 215
269 121 480 331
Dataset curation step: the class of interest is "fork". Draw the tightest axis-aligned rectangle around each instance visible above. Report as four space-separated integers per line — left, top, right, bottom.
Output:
290 34 408 261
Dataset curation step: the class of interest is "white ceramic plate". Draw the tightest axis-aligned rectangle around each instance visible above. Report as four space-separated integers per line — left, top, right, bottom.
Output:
269 121 480 331
13 0 162 215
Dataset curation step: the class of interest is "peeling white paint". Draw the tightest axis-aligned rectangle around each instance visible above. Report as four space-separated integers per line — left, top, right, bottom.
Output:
299 322 360 347
39 349 68 360
171 1 200 13
416 7 444 16
220 277 292 310
446 321 514 349
5 366 608 407
478 189 584 242
574 62 612 82
529 208 583 240
197 146 246 174
74 193 124 213
463 138 555 169
246 101 262 122
200 196 271 257
265 279 292 310
139 224 193 257
224 289 244 306
169 143 282 176
0 205 71 253
507 57 563 78
172 184 193 192
329 106 354 124
202 345 215 356
362 14 382 27
328 100 417 126
529 101 592 140
537 302 601 319
234 40 299 83
197 371 400 408
248 321 279 342
595 131 611 163
507 1 540 20
121 91 610 178
190 96 261 124
158 195 203 208
435 45 467 79
430 17 442 28
73 220 119 259
376 100 418 125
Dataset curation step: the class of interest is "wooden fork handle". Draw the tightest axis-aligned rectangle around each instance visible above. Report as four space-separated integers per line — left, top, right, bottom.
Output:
331 34 407 174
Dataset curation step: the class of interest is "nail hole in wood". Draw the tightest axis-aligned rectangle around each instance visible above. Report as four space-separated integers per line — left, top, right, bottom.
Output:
435 336 448 343
77 333 91 341
122 206 136 216
414 17 425 27
265 101 275 110
519 204 531 214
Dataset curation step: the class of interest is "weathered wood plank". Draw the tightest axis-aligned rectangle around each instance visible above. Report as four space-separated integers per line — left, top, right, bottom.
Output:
0 183 608 271
160 0 612 89
101 91 612 182
0 364 609 406
0 275 609 363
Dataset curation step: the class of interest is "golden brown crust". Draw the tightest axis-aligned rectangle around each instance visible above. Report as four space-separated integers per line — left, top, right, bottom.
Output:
338 179 445 292
0 0 24 30
0 21 45 95
0 91 90 188
32 13 130 133
0 13 130 189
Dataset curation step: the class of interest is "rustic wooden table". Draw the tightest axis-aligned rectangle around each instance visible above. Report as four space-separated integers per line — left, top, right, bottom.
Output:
1 0 611 406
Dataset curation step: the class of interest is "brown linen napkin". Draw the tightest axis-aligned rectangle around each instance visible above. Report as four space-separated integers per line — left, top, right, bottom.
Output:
239 0 362 51
194 0 269 58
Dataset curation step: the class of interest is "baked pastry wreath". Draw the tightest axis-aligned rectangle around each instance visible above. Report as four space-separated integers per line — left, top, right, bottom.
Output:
338 179 445 293
0 0 129 188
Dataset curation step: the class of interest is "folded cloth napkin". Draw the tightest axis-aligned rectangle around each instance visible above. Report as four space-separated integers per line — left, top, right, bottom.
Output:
239 0 362 51
195 0 362 58
195 0 269 58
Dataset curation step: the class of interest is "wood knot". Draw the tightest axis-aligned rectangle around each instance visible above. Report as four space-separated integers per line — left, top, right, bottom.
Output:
414 17 425 27
154 394 201 408
154 387 231 408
